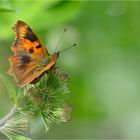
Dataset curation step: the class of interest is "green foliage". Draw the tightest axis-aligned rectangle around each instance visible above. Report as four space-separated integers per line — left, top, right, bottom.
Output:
3 0 140 139
17 69 71 130
1 113 30 140
0 8 15 13
0 75 17 104
0 0 84 39
0 69 71 139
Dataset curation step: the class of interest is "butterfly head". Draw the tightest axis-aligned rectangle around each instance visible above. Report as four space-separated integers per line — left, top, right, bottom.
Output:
41 52 59 67
50 52 59 62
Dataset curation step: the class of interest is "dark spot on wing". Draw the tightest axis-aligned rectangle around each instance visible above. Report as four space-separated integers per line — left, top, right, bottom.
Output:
17 54 31 69
20 54 31 64
29 47 34 53
36 44 41 49
23 27 38 42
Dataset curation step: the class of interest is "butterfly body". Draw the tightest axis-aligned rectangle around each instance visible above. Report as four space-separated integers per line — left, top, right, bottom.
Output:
9 20 59 87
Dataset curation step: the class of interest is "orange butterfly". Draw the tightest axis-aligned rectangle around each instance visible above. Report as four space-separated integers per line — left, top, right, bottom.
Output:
9 20 59 87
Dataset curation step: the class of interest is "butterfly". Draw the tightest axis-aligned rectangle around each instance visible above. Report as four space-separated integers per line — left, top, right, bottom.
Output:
9 20 59 87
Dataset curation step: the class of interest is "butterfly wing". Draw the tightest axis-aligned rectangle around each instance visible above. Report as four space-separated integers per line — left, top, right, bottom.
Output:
9 20 57 87
11 20 49 56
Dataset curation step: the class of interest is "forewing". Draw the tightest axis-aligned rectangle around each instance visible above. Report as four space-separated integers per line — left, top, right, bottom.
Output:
9 20 52 87
12 20 49 56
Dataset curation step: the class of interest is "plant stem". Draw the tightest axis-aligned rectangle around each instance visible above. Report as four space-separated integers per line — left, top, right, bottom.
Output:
0 106 17 127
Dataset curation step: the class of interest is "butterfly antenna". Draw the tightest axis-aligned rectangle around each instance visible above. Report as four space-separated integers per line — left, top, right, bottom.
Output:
55 28 67 52
59 43 77 53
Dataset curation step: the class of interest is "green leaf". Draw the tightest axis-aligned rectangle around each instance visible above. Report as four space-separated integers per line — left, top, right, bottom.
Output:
0 74 17 104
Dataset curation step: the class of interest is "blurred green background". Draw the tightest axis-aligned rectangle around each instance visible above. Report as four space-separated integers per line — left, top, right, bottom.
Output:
1 0 140 139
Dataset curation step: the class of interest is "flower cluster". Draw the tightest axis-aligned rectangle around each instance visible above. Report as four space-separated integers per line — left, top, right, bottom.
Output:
0 68 71 139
